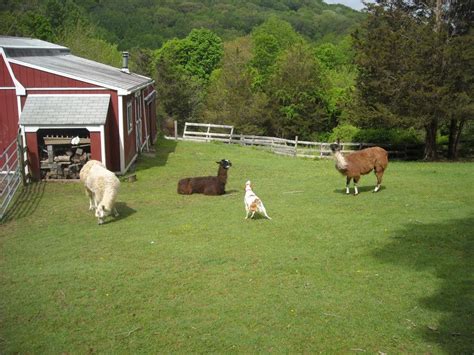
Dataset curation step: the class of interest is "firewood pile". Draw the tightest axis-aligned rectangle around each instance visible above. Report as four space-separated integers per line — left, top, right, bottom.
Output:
40 135 91 179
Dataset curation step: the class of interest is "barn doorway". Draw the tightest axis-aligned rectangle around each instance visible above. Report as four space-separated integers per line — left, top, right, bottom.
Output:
37 128 91 179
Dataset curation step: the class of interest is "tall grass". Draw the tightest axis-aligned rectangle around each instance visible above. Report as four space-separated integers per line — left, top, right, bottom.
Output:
0 139 472 353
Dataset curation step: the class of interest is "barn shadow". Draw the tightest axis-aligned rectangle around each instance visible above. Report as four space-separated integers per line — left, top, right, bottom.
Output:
372 217 473 353
1 182 46 223
133 138 178 173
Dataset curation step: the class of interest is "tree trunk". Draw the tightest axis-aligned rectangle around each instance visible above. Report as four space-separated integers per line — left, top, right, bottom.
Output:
447 118 465 160
424 119 438 160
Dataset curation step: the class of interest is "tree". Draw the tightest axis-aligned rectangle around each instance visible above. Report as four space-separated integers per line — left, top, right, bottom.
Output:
201 37 269 134
353 0 473 160
153 29 223 129
266 43 329 139
250 16 303 88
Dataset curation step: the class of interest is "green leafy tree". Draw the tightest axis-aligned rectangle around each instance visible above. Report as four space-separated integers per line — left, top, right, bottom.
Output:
153 29 223 129
201 37 269 134
266 43 328 139
353 0 473 160
250 16 303 88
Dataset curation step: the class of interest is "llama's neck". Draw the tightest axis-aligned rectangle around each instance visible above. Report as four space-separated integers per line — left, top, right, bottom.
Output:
217 166 228 183
334 151 348 171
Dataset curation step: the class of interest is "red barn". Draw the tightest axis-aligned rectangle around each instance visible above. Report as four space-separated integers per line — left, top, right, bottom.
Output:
0 36 157 180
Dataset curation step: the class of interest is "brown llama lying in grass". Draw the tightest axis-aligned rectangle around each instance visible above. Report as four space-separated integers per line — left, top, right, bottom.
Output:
329 142 388 195
177 159 232 195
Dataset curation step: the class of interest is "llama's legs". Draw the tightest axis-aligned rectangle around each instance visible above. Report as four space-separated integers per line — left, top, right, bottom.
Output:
85 188 95 211
353 176 360 195
113 207 119 217
374 168 384 192
345 177 352 194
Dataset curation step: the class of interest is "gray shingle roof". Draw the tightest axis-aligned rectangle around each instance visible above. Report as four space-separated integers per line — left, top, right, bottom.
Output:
20 95 110 126
0 36 153 93
0 36 67 49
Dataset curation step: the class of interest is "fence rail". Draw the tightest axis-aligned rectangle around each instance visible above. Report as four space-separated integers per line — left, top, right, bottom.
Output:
1 137 22 220
169 122 424 160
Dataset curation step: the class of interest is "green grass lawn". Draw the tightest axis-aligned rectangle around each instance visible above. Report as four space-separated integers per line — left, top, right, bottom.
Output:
1 139 473 353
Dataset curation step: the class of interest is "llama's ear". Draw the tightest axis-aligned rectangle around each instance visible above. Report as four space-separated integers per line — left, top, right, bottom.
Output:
336 138 340 144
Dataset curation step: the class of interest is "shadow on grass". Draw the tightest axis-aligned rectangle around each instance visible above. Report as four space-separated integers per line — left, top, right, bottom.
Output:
134 138 178 173
373 217 473 353
1 182 46 223
333 185 386 194
105 202 137 224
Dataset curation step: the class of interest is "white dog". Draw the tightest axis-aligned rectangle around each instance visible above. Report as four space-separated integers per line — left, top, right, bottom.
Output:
244 180 271 220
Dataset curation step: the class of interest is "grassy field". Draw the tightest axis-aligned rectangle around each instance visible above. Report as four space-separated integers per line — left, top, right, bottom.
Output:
1 139 473 353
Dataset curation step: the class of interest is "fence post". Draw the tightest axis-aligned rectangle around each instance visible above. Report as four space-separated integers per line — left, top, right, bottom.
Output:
294 136 298 157
229 127 234 144
174 120 178 140
17 133 26 186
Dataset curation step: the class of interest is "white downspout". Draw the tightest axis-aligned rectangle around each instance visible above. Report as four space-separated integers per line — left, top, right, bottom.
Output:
100 124 106 167
118 95 125 174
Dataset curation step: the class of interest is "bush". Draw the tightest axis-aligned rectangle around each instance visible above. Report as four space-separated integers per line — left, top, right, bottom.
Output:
324 125 423 145
328 124 360 142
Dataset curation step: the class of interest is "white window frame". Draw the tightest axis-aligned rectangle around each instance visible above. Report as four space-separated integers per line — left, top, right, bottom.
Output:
127 99 133 134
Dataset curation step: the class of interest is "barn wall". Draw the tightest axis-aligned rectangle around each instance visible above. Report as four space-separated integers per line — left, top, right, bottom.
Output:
122 94 137 168
0 55 14 87
0 54 20 154
107 92 120 172
11 63 100 88
0 90 19 154
90 132 102 162
25 132 40 181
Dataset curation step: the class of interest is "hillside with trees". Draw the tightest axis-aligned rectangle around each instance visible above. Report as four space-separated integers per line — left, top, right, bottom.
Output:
1 0 472 159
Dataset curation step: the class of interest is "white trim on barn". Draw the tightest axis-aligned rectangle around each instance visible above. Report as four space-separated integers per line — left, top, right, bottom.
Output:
100 124 106 166
26 87 108 91
0 48 25 95
23 125 103 132
7 58 129 95
118 95 125 174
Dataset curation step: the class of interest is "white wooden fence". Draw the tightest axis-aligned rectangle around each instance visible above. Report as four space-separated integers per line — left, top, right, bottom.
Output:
182 122 234 143
170 122 364 158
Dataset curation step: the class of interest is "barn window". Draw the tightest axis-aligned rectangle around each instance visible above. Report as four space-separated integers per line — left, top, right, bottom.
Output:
127 100 133 134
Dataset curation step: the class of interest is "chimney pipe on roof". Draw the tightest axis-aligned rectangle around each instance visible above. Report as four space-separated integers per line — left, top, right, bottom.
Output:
121 51 130 73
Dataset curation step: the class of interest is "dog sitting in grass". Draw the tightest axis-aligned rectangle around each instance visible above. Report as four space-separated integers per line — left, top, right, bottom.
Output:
244 180 271 220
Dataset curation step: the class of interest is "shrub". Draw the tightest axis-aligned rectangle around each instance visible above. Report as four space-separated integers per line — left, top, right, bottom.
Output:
328 124 360 142
325 125 423 145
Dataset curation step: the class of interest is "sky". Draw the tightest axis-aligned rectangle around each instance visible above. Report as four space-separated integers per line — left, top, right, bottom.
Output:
323 0 373 11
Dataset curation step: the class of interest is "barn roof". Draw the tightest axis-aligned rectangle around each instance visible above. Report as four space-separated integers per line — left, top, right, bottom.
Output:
20 94 110 126
0 36 153 93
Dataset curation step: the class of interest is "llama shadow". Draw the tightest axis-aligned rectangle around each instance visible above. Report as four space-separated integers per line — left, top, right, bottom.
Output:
102 202 136 225
333 185 386 194
1 182 46 223
133 138 177 173
373 217 473 353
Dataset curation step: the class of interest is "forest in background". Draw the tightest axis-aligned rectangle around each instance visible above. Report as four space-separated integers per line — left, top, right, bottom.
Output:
1 0 473 159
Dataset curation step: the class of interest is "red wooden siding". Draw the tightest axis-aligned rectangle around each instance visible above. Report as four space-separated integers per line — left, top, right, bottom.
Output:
11 63 100 88
106 92 120 172
0 55 14 87
25 132 40 181
123 94 137 168
0 90 19 154
90 131 102 162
